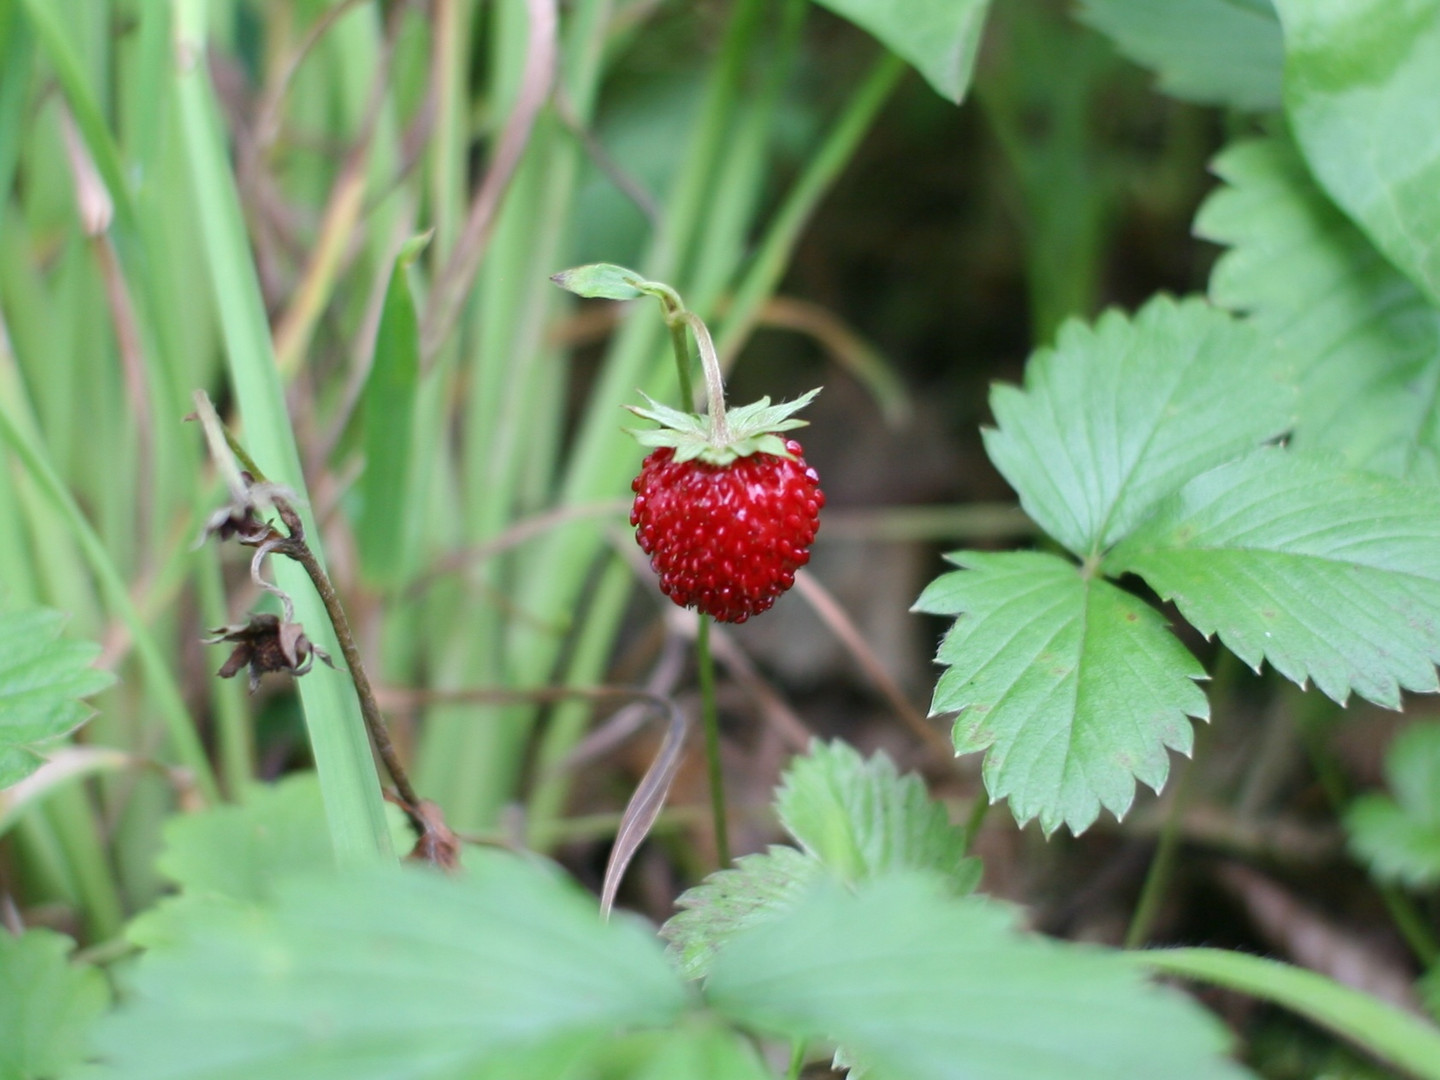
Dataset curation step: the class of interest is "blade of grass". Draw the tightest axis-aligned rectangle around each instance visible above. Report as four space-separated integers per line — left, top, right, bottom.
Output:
525 555 634 846
0 0 32 204
358 242 423 589
0 331 219 804
713 49 906 364
415 0 612 829
1133 948 1440 1080
16 0 135 231
171 0 391 862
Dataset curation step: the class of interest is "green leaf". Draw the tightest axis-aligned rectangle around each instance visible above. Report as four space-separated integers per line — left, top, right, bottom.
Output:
1137 948 1440 1080
1276 0 1440 306
663 741 977 979
358 245 422 588
1108 449 1440 708
1076 0 1283 110
100 855 690 1080
1345 722 1440 888
0 929 109 1080
131 773 412 949
706 874 1251 1080
915 551 1208 835
550 262 648 301
0 607 113 788
776 739 976 886
1198 137 1440 483
983 295 1294 559
586 1024 774 1080
664 846 823 981
1423 969 1440 1026
811 0 991 104
157 773 403 903
173 1 392 860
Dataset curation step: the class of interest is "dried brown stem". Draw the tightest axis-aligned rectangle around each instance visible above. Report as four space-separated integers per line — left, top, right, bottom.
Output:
791 568 952 758
279 533 423 814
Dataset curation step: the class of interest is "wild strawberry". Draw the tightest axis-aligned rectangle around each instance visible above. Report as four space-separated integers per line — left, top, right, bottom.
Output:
628 391 824 623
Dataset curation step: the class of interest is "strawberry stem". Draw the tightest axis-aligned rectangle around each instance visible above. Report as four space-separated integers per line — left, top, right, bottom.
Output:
696 615 731 867
683 310 732 445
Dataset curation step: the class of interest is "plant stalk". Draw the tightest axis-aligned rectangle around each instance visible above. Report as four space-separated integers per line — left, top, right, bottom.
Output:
696 615 730 866
786 1041 807 1080
1125 730 1203 949
285 538 422 815
684 311 731 443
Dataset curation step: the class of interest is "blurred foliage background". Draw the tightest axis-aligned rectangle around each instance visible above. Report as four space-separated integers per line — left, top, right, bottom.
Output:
0 1 1431 1073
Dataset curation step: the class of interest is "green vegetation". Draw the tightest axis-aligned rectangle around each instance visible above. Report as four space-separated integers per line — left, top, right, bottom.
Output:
4 1 1440 1076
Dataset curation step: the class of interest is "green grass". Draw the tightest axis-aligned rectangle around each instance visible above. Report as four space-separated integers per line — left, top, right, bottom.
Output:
0 0 914 921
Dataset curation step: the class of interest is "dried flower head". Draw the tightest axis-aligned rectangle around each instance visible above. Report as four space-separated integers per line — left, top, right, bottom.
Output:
198 472 302 548
204 613 333 693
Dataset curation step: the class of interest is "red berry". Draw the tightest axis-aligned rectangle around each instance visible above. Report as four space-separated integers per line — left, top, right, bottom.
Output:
630 439 824 623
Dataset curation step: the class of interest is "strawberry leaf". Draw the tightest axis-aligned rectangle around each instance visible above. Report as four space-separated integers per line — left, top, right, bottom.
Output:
130 773 412 950
1108 449 1440 708
705 874 1251 1080
0 929 109 1080
663 741 976 979
983 295 1295 560
1198 137 1440 483
1345 722 1440 889
776 739 976 887
100 856 690 1079
812 0 991 104
1276 0 1440 307
664 846 823 981
915 551 1207 835
1076 0 1283 110
0 607 113 788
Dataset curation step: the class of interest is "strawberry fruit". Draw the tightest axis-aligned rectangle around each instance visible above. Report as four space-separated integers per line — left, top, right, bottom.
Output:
628 391 824 623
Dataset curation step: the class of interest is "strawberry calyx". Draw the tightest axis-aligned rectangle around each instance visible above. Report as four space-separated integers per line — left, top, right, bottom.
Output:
625 388 821 467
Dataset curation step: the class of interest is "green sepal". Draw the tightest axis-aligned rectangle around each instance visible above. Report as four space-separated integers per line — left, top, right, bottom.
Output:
550 263 648 301
625 389 820 467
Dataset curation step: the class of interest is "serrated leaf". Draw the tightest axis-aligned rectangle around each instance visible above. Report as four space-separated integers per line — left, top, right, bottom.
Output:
0 929 109 1080
776 739 976 887
915 551 1207 835
100 855 690 1080
551 262 648 301
984 295 1295 559
705 874 1251 1080
813 0 991 104
1199 137 1440 483
1077 0 1283 110
663 742 977 979
0 607 113 788
1345 722 1440 888
1108 449 1440 708
663 846 823 981
1276 0 1440 307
